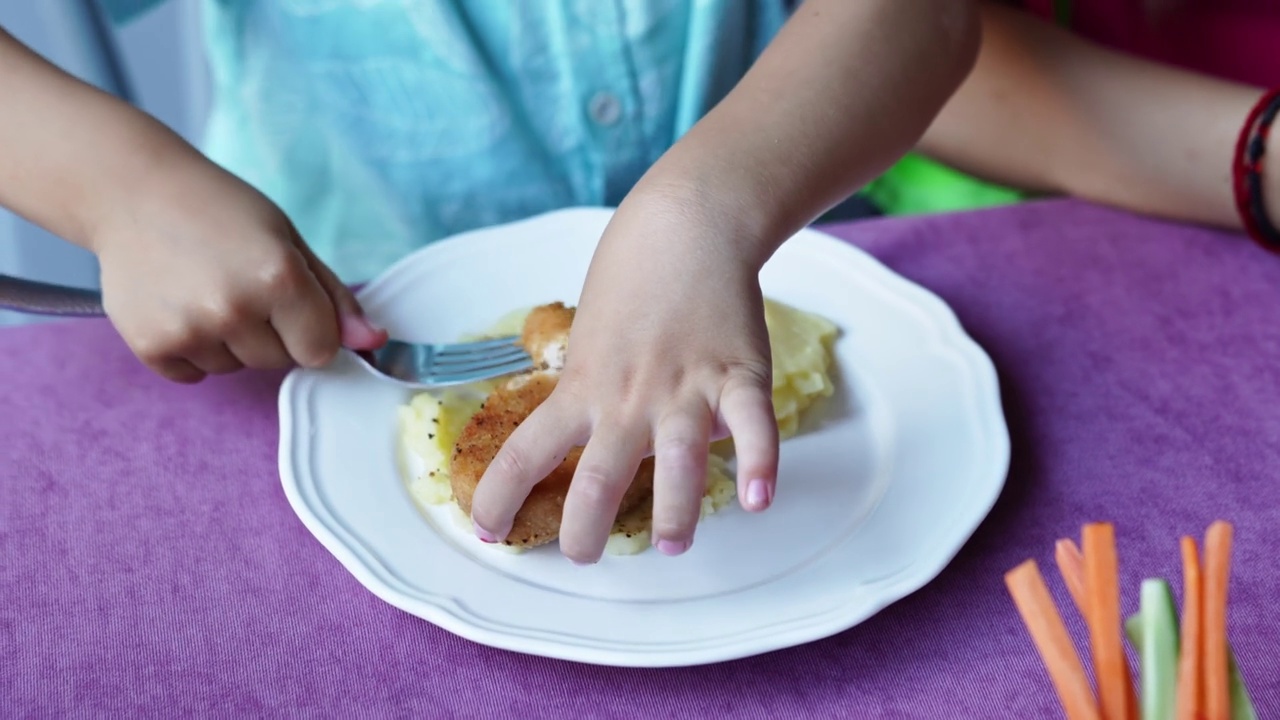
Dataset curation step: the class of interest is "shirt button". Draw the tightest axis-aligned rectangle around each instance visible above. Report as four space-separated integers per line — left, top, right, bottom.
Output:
588 92 622 126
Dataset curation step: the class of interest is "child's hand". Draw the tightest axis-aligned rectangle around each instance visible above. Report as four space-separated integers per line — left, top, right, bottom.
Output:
464 0 982 564
94 162 386 383
468 192 779 564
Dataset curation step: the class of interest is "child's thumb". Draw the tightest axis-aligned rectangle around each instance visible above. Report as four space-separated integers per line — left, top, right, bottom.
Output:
339 310 388 351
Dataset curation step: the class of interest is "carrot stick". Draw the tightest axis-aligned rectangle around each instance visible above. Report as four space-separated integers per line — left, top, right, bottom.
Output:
1083 523 1137 720
1175 536 1204 720
1203 521 1234 720
1055 538 1087 615
1006 559 1101 720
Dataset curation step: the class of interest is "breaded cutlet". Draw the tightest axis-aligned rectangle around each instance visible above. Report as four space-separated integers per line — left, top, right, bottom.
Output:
449 303 655 548
520 302 575 370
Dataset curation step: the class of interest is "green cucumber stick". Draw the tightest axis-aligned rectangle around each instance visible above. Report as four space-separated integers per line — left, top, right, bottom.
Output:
1134 580 1179 720
1127 587 1258 720
1229 652 1258 720
1124 585 1179 720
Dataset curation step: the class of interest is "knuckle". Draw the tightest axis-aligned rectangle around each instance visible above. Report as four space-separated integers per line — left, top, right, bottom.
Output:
258 255 305 295
571 465 626 506
165 326 203 355
296 341 338 369
487 443 535 486
248 347 293 370
203 298 252 335
565 366 638 406
613 368 638 401
291 317 341 371
714 361 777 421
131 327 194 363
719 359 772 391
654 434 706 460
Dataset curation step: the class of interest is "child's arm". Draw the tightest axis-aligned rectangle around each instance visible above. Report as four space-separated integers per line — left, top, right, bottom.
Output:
917 1 1273 230
0 26 159 248
0 28 382 381
631 0 984 261
469 0 981 563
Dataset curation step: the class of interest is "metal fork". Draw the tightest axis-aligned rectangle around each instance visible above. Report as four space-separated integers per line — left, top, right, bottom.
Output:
0 274 534 388
351 336 532 389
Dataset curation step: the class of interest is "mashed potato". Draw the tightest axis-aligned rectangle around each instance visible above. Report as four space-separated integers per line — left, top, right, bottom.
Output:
764 298 839 438
397 297 836 555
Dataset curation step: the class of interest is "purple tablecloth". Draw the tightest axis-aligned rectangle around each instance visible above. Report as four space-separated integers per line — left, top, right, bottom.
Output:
4 199 1278 718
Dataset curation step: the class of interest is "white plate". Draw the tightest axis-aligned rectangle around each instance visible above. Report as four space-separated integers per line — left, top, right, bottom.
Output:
278 207 1009 667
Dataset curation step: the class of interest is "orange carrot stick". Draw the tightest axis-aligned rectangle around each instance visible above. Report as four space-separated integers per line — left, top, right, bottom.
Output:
1175 536 1203 720
1083 523 1137 720
1006 560 1101 720
1203 521 1234 720
1055 538 1087 616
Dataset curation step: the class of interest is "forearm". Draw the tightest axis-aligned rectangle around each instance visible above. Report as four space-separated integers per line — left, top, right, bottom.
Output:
918 2 1267 230
0 27 201 250
629 0 981 264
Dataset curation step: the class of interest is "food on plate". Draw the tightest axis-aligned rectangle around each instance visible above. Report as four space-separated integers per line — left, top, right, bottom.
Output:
398 297 837 553
517 302 574 371
449 372 656 548
1006 520 1256 720
764 298 838 438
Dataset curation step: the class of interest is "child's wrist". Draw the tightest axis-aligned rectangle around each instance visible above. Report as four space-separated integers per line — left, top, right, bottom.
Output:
622 178 775 271
623 161 788 272
82 119 207 255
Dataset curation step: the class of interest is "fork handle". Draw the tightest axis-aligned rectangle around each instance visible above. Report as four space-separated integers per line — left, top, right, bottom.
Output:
0 274 366 318
0 274 106 317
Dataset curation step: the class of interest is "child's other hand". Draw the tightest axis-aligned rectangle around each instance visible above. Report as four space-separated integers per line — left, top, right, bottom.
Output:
94 162 387 383
468 191 778 564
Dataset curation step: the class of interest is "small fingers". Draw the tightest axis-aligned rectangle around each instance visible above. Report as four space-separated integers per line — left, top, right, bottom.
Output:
650 405 712 556
470 400 587 542
226 322 294 370
128 331 212 383
185 343 245 376
558 426 647 565
718 374 779 513
151 357 206 384
265 251 342 368
293 232 387 351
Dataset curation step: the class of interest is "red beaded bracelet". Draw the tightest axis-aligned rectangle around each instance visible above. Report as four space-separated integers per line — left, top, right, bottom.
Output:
1232 88 1280 250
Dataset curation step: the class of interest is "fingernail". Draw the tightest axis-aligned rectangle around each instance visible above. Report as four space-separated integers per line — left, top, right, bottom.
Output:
655 539 691 557
569 557 596 567
341 314 387 350
746 479 773 511
473 521 498 544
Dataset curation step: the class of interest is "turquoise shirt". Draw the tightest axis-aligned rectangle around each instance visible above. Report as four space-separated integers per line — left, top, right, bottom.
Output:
102 0 789 280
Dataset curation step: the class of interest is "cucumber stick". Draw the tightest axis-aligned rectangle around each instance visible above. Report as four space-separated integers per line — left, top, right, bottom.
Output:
1229 652 1258 720
1125 581 1258 720
1131 580 1179 720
